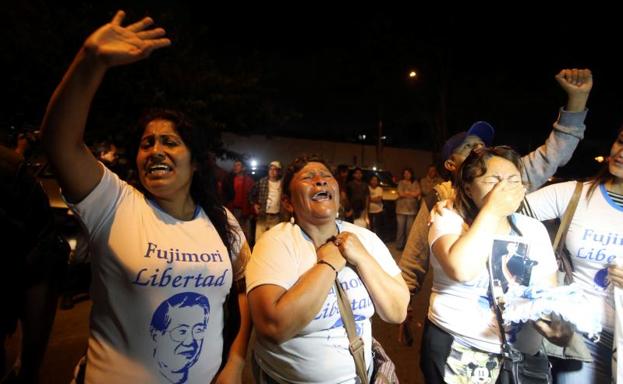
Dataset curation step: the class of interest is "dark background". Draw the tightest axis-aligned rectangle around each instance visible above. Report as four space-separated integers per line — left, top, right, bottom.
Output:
3 2 621 177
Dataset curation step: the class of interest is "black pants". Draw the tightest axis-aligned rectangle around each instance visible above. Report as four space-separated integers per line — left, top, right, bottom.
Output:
420 320 454 384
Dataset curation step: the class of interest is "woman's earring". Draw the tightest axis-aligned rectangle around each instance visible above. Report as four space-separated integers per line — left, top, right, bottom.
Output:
290 216 295 224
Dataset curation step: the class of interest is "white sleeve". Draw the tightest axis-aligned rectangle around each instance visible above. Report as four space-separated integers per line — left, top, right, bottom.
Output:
246 233 300 293
67 165 131 239
363 230 401 276
523 181 578 221
428 208 465 247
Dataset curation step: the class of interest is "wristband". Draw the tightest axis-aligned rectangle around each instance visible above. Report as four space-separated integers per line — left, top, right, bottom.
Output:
317 259 338 276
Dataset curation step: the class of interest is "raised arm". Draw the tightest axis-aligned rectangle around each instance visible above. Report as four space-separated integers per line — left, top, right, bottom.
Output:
40 10 170 202
522 68 592 191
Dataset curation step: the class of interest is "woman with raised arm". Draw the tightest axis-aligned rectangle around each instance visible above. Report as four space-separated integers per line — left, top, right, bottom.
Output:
41 11 251 383
521 126 623 383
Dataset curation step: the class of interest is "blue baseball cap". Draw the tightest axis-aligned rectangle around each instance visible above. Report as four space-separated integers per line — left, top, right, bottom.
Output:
441 121 495 161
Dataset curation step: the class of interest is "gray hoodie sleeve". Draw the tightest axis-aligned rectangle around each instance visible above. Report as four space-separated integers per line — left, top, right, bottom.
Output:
521 108 587 192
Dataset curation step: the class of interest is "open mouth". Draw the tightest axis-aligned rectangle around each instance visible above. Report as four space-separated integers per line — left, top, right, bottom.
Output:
146 163 172 175
311 191 332 201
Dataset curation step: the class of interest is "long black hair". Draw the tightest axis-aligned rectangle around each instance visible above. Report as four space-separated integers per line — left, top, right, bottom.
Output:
134 109 238 255
587 125 623 199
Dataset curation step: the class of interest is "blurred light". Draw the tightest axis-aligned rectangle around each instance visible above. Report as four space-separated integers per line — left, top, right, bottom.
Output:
372 166 377 171
250 159 258 169
381 136 387 140
358 134 366 140
409 71 417 78
595 156 605 163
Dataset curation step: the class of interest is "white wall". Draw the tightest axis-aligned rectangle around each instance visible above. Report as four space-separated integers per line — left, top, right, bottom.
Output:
217 132 433 178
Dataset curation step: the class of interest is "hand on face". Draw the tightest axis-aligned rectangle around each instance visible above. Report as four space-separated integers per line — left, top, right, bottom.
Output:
84 10 171 68
481 179 525 219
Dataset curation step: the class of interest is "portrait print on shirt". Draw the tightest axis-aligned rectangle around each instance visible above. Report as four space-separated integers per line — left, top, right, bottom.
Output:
150 292 210 384
491 238 536 293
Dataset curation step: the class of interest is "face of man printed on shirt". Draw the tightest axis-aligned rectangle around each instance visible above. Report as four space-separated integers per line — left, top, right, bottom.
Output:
152 303 208 380
491 239 535 292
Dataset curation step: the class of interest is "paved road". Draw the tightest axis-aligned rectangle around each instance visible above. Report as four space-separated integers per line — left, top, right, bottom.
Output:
10 242 432 383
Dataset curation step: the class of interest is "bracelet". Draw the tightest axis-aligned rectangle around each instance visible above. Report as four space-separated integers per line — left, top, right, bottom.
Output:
317 259 338 276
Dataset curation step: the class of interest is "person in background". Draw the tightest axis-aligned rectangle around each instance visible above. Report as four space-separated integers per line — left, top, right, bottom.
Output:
368 174 384 238
335 164 353 222
250 160 287 244
226 159 255 242
346 167 369 224
420 164 444 205
395 167 421 251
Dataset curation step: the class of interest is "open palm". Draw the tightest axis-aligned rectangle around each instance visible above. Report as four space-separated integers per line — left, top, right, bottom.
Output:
84 10 170 67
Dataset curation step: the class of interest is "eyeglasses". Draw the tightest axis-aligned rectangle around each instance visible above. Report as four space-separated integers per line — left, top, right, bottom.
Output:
168 323 207 342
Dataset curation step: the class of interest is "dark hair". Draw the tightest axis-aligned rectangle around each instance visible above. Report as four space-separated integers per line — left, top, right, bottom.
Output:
282 154 332 198
454 146 524 223
91 140 115 157
134 109 238 255
402 167 414 180
587 125 623 199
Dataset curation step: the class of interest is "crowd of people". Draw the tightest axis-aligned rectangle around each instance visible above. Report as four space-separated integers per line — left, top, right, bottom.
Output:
2 9 622 384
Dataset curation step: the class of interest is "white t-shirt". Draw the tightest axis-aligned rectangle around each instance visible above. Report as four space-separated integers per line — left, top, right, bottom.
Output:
428 210 557 354
68 166 247 384
368 186 383 214
246 221 401 384
525 181 623 332
266 180 282 214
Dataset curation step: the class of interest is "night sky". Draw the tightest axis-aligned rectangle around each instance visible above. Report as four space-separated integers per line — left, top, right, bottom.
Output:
3 2 621 177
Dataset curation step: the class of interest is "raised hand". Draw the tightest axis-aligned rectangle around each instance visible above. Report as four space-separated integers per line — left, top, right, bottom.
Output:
556 68 593 112
84 10 171 68
556 68 593 96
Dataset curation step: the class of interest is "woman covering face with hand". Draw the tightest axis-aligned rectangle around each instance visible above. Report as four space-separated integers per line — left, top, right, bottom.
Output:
246 155 409 383
421 146 567 384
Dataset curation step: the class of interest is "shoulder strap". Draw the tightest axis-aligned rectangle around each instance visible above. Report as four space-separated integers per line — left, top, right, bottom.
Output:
553 181 583 250
335 279 369 384
486 258 515 361
552 181 583 284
